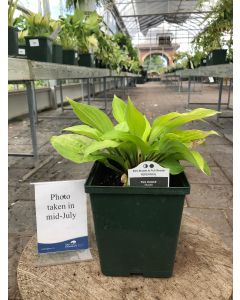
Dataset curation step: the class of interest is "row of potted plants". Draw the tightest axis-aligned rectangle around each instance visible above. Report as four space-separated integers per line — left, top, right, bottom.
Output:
8 2 140 73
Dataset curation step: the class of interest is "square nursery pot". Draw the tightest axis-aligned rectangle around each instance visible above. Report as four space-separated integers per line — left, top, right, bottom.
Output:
78 53 95 67
85 162 190 278
206 49 227 66
52 44 63 64
95 58 106 69
18 45 27 57
8 26 18 56
25 36 53 62
63 49 78 65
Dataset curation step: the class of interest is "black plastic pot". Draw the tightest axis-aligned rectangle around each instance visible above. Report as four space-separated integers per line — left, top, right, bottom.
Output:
200 58 207 66
95 58 106 69
78 53 95 67
85 162 190 278
52 44 63 64
25 36 53 62
18 45 27 57
63 49 78 65
8 26 18 56
206 49 227 66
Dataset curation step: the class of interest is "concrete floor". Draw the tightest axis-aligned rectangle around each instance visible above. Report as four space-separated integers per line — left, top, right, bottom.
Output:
8 81 233 299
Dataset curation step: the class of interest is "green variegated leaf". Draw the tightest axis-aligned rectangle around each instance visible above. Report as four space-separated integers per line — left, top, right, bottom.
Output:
63 125 101 140
126 96 146 138
50 134 103 163
84 140 121 157
68 98 113 133
112 95 127 123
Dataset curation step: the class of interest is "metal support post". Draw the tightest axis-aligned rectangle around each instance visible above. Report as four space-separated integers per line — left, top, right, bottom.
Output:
217 78 224 120
103 77 107 111
59 80 64 112
26 81 38 159
187 77 192 108
227 79 232 109
87 78 90 105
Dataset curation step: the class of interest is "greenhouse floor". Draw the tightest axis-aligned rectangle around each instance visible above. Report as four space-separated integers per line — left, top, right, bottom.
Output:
8 81 233 299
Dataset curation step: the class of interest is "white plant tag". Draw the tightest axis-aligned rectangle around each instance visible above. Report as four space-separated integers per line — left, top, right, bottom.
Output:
29 39 40 47
128 161 169 187
75 52 78 58
18 48 26 55
31 179 88 254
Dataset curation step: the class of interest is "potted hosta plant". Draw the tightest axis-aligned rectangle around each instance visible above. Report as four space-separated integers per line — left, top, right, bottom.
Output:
8 0 18 56
74 10 101 67
50 95 219 277
59 14 79 65
23 13 54 62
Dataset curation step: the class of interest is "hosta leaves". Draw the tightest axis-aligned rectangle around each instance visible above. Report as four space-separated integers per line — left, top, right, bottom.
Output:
101 130 150 155
149 108 219 142
84 140 121 157
50 134 102 163
112 95 127 123
160 159 184 175
68 98 113 133
142 115 151 142
126 97 146 138
63 125 101 140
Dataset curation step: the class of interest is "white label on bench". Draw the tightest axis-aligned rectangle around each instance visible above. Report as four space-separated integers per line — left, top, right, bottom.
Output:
18 48 26 55
128 161 169 187
29 39 39 47
32 179 88 254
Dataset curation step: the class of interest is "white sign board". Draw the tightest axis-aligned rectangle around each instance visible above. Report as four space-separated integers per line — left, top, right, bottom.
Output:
128 161 169 187
29 39 40 47
32 179 88 254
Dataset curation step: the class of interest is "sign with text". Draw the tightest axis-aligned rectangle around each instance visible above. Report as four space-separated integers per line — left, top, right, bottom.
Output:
128 161 169 187
32 179 88 254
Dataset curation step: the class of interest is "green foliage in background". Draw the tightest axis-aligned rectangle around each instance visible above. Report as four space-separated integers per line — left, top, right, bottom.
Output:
8 0 18 27
51 95 219 184
193 0 233 60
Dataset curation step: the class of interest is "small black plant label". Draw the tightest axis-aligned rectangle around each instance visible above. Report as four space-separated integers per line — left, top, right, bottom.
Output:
31 179 88 254
128 161 169 187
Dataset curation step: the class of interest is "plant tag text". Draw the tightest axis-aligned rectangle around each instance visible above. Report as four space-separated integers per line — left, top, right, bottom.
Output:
29 39 40 47
128 161 169 187
32 179 88 254
18 48 26 55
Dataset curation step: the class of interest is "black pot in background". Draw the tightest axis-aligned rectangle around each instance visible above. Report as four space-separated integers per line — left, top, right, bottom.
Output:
95 58 106 69
25 36 53 62
206 49 227 66
18 45 27 58
200 58 207 66
78 53 95 67
8 26 18 56
52 44 63 64
62 49 78 65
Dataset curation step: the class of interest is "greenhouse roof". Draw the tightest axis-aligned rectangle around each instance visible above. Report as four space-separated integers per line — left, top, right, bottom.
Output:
110 0 216 51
